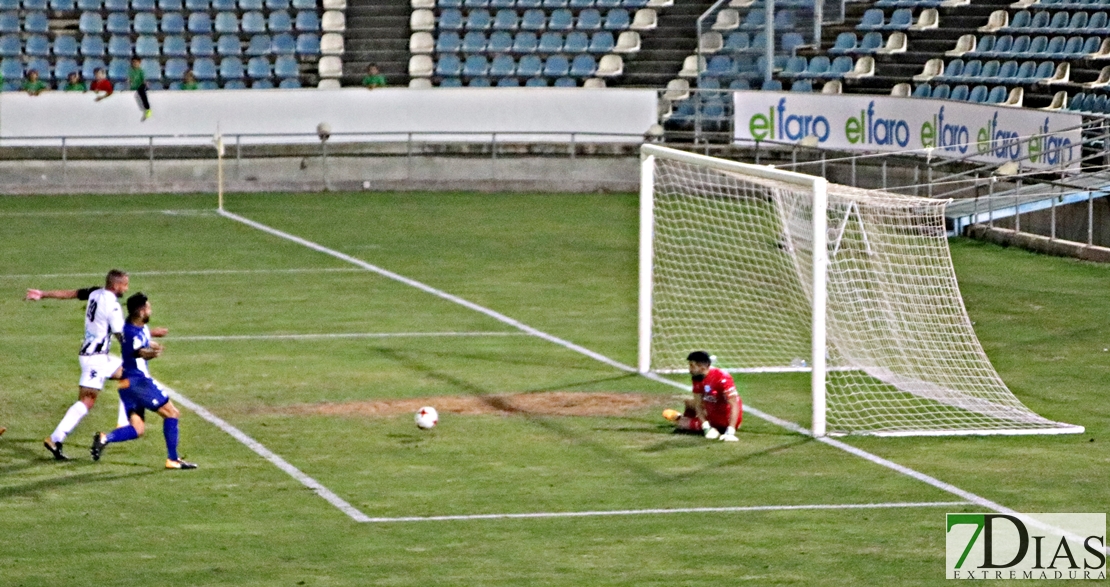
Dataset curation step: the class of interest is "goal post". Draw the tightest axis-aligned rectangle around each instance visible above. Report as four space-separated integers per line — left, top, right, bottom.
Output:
638 144 1084 437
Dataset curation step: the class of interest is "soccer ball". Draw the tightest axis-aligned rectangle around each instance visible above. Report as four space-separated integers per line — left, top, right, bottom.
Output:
415 407 438 430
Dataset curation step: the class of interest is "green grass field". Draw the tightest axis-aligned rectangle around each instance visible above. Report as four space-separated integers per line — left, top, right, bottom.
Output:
0 192 1106 586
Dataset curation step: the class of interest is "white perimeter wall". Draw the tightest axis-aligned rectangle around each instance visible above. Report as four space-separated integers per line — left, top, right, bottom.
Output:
0 87 659 145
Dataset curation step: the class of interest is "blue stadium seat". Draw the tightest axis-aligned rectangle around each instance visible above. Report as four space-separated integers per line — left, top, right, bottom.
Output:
548 8 573 31
77 0 100 8
246 55 270 78
706 54 732 76
883 8 911 30
949 84 969 101
1045 11 1069 32
760 79 781 90
930 83 949 99
462 30 486 51
291 0 313 8
774 9 796 29
274 54 297 76
463 54 489 76
1090 94 1108 113
1089 11 1107 31
2 0 22 8
858 31 882 53
190 34 215 56
569 53 595 76
464 0 486 7
857 8 883 30
295 10 319 31
26 57 50 79
49 0 75 10
1055 35 1084 58
564 30 588 51
698 77 720 90
728 78 749 90
24 11 48 32
520 8 544 30
1006 10 1031 30
219 56 244 79
781 32 805 54
136 35 159 56
542 0 566 7
577 7 601 29
278 77 300 88
222 79 245 88
524 76 546 86
827 55 853 77
269 10 293 32
489 0 512 8
293 32 315 53
1082 35 1100 54
266 0 288 8
185 0 207 8
543 54 569 76
215 12 238 33
217 34 241 55
252 78 274 88
466 9 491 30
55 57 80 80
795 55 829 78
512 31 537 51
723 31 749 51
212 0 234 9
468 77 491 86
965 84 986 102
163 35 187 56
240 0 262 9
438 77 462 86
161 12 185 33
997 35 1024 57
435 53 462 76
1067 91 1086 111
488 30 512 51
24 33 48 56
957 59 981 81
538 31 563 52
107 35 131 56
934 58 961 82
246 34 270 55
986 85 1007 103
158 0 182 9
140 57 160 81
602 8 628 29
436 31 461 52
105 12 129 33
79 56 105 78
496 76 519 86
189 12 212 33
492 9 518 30
0 57 22 81
490 52 514 75
132 0 155 9
739 10 765 30
0 34 18 57
104 0 126 9
1013 60 1035 81
107 57 128 79
570 0 591 7
1066 11 1088 31
829 32 856 55
790 79 812 92
1040 35 1065 57
54 34 79 56
978 59 1000 80
242 11 265 33
517 53 541 76
780 55 806 76
619 0 643 6
911 83 931 98
23 0 46 9
516 0 540 8
588 30 613 52
552 76 574 86
134 13 158 34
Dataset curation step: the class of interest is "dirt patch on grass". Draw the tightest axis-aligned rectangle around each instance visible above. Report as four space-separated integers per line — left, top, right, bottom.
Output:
282 392 670 419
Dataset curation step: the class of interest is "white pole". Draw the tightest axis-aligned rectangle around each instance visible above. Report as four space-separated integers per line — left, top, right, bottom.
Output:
637 152 656 373
217 135 224 212
810 178 828 437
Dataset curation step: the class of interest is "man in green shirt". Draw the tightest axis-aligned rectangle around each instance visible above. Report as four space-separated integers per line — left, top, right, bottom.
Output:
129 57 152 121
181 70 198 90
23 70 48 96
362 64 386 90
63 72 86 92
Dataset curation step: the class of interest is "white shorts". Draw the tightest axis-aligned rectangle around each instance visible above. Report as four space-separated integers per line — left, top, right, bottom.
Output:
78 354 123 390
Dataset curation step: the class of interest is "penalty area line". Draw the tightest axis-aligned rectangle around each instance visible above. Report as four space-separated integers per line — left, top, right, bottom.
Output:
360 501 972 523
172 331 527 342
0 267 363 279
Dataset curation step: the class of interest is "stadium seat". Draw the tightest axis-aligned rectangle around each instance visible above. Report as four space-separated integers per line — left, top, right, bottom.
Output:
551 76 573 86
829 31 857 55
158 13 184 34
549 8 573 30
140 57 160 81
107 57 128 80
630 7 655 29
134 0 157 8
780 55 806 76
436 31 461 52
543 54 569 76
857 8 884 30
538 31 563 52
0 56 22 79
247 56 270 78
24 34 48 56
934 58 963 82
705 54 732 76
790 79 812 92
281 32 304 54
564 31 588 52
55 57 79 80
53 35 81 58
104 0 126 9
242 11 266 33
439 76 462 86
274 54 297 76
496 76 519 86
517 53 542 76
164 57 187 79
462 31 486 52
190 35 215 56
269 10 293 32
1067 91 1086 111
760 78 781 90
186 0 208 8
489 53 514 75
218 34 241 55
949 84 969 101
79 56 105 78
291 0 313 8
136 35 159 57
570 0 591 7
467 76 491 86
49 0 75 9
223 79 246 88
512 31 537 52
517 0 540 8
796 55 830 78
986 85 1007 103
493 9 518 30
76 0 99 8
134 13 158 35
782 32 806 53
25 56 50 80
488 30 512 51
439 0 461 6
219 56 244 80
247 34 271 55
278 77 300 87
240 0 263 8
76 13 105 35
295 10 320 31
929 83 949 99
435 53 462 76
520 9 545 30
723 31 749 51
323 0 344 7
569 53 596 76
883 8 912 30
106 12 129 34
967 84 988 102
266 0 289 8
215 12 238 33
738 9 765 30
524 76 546 86
213 0 234 9
588 31 613 52
613 31 640 54
0 34 18 57
489 0 512 8
162 34 186 55
603 7 628 29
189 13 213 33
107 35 132 57
463 54 489 76
252 78 274 88
578 8 602 29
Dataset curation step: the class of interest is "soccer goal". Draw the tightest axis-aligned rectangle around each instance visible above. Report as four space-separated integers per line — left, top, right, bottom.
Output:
638 144 1084 437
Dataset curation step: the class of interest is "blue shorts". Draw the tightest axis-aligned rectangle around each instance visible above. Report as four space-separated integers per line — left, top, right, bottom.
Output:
118 377 170 420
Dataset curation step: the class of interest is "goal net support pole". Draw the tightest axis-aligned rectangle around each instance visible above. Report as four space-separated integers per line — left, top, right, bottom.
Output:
638 144 1083 437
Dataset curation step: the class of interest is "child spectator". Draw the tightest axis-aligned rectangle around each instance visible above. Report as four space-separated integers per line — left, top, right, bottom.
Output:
181 70 198 90
128 57 152 121
23 70 48 95
90 68 113 101
362 64 386 90
63 71 87 92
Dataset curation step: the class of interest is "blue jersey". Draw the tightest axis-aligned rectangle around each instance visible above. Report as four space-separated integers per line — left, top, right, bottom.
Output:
121 321 154 382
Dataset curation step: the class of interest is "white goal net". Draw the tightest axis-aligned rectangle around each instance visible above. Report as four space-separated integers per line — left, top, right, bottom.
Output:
639 145 1083 437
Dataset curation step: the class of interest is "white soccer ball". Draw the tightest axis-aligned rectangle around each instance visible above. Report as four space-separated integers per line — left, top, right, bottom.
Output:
415 406 438 430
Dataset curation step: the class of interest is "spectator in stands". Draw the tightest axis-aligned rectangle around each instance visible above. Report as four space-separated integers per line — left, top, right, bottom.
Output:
128 57 152 121
63 72 87 92
362 64 386 90
22 70 47 96
91 68 113 101
181 70 198 90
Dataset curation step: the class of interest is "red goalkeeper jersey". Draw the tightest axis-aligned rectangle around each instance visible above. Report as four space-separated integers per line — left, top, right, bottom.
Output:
693 367 741 428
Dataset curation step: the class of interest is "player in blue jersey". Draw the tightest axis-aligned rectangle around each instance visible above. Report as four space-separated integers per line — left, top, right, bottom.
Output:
91 292 196 469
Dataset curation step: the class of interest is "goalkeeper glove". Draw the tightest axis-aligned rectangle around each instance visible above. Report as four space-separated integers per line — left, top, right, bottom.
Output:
702 421 720 440
720 426 738 442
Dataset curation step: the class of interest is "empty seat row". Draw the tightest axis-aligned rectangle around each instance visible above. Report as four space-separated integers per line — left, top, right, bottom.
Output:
433 75 607 87
710 8 801 32
911 83 1019 105
828 31 907 55
0 78 303 90
699 30 806 54
77 10 336 34
857 7 938 31
1021 0 1110 10
425 7 634 31
1066 91 1110 113
1 32 325 56
874 0 949 8
409 52 623 77
961 34 1100 59
933 58 1061 84
779 55 864 79
2 53 301 79
36 0 323 12
427 0 649 10
425 29 637 53
0 11 48 32
998 9 1110 33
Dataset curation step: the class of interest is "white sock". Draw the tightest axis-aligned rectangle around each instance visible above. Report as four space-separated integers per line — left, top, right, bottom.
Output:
117 400 129 428
51 401 89 444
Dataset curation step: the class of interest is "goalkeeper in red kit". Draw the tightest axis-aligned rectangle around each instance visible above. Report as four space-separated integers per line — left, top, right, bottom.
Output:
663 351 742 441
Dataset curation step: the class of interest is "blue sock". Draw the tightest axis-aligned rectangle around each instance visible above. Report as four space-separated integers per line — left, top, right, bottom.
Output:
163 418 179 461
105 425 138 444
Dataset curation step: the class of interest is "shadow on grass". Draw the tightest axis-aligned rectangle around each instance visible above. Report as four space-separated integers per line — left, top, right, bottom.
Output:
0 468 159 499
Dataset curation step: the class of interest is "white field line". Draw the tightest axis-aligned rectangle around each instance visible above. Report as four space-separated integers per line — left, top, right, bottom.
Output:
172 331 526 342
0 267 363 279
362 501 973 523
0 208 217 218
158 380 372 523
217 209 1109 551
